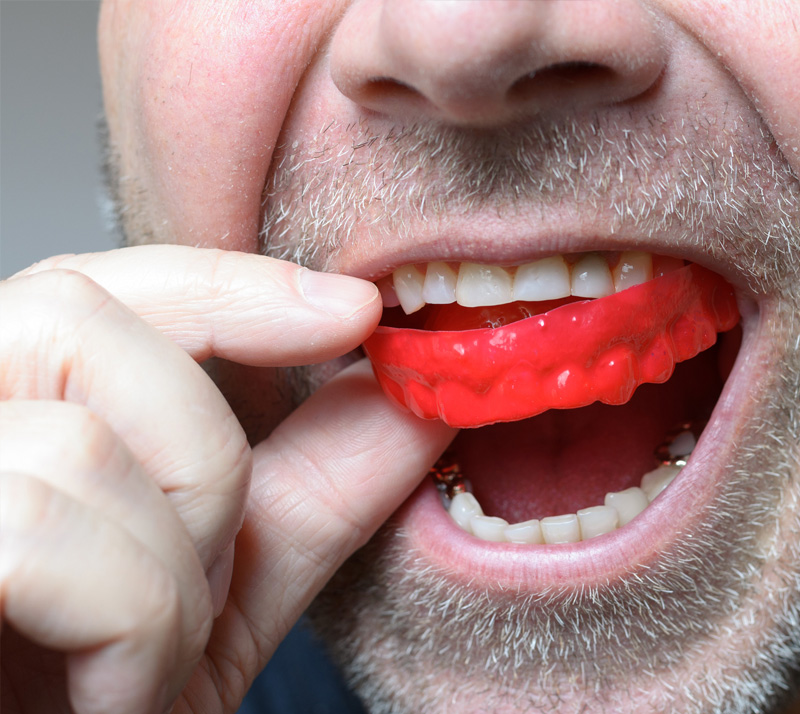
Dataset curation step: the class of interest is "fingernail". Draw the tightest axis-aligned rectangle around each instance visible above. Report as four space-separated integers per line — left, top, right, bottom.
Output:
298 268 379 319
206 541 236 618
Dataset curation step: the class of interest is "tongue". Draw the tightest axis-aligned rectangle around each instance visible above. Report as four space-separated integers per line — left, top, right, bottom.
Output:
449 345 726 522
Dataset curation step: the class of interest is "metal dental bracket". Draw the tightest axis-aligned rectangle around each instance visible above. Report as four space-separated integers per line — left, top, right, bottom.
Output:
429 453 471 506
654 420 707 468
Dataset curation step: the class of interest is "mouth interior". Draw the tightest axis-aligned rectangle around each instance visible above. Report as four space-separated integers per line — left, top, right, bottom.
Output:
447 329 740 523
379 296 586 331
369 258 742 526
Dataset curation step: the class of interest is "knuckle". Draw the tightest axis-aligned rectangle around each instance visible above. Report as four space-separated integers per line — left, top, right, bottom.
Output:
1 269 115 347
0 471 60 535
211 429 252 530
184 588 215 665
11 253 79 278
0 270 124 401
178 416 252 557
0 472 75 582
13 267 108 307
0 473 77 610
207 248 236 300
222 421 253 495
59 403 122 472
0 402 128 486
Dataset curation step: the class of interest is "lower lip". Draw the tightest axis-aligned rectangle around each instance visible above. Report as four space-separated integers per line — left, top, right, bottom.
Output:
391 306 761 589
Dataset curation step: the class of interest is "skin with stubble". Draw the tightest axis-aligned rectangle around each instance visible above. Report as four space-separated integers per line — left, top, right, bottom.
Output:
270 109 800 711
1 1 798 713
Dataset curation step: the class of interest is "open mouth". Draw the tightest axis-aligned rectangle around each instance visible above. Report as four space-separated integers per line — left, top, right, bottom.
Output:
362 250 744 560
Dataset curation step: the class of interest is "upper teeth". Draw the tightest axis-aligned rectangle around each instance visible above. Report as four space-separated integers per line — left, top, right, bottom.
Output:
378 251 682 315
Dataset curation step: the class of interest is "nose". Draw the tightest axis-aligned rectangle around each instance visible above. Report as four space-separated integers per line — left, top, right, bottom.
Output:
330 0 667 126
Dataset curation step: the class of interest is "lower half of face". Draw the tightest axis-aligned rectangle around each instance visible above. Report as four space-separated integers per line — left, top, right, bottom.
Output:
100 1 800 710
164 107 800 714
263 113 800 713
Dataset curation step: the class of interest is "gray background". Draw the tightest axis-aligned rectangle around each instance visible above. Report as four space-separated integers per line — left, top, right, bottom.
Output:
1 0 115 278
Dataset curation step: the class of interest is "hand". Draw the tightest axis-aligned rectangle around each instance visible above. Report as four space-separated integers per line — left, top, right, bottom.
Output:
0 245 455 714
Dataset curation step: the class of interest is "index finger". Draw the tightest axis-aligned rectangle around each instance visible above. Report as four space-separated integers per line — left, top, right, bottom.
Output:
240 360 456 655
15 244 381 366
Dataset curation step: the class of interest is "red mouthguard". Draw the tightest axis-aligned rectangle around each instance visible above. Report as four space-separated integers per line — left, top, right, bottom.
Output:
363 264 740 428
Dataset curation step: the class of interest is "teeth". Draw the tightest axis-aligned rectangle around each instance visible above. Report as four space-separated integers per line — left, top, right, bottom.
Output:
540 514 582 544
612 251 653 292
571 253 615 298
470 515 510 542
455 264 514 307
422 261 458 304
446 454 685 544
641 464 680 501
576 505 620 540
604 487 649 526
389 252 659 315
667 429 696 459
504 519 544 545
513 256 571 301
449 492 483 533
392 265 426 314
376 275 401 308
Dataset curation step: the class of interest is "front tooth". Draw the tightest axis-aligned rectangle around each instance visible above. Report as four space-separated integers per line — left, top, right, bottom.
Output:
613 251 653 292
576 505 619 540
513 256 571 301
449 492 483 533
504 519 544 544
604 487 649 526
422 261 458 304
470 515 510 542
571 254 614 298
540 513 581 544
641 464 681 502
392 265 425 314
456 263 514 307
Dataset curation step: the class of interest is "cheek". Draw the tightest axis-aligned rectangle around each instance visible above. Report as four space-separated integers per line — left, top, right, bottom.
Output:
103 0 346 251
658 0 800 175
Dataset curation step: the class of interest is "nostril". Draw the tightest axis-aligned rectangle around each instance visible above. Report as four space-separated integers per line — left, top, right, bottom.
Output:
363 77 421 103
508 61 617 101
355 76 440 118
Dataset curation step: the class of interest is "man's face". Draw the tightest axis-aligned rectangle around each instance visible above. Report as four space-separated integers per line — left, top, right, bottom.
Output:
99 1 800 711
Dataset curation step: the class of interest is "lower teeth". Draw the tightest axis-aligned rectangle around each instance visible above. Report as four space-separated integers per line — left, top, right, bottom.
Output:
432 423 700 545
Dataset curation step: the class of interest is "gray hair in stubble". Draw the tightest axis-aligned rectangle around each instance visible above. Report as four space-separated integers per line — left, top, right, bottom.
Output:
102 102 800 710
259 114 799 293
258 114 800 713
